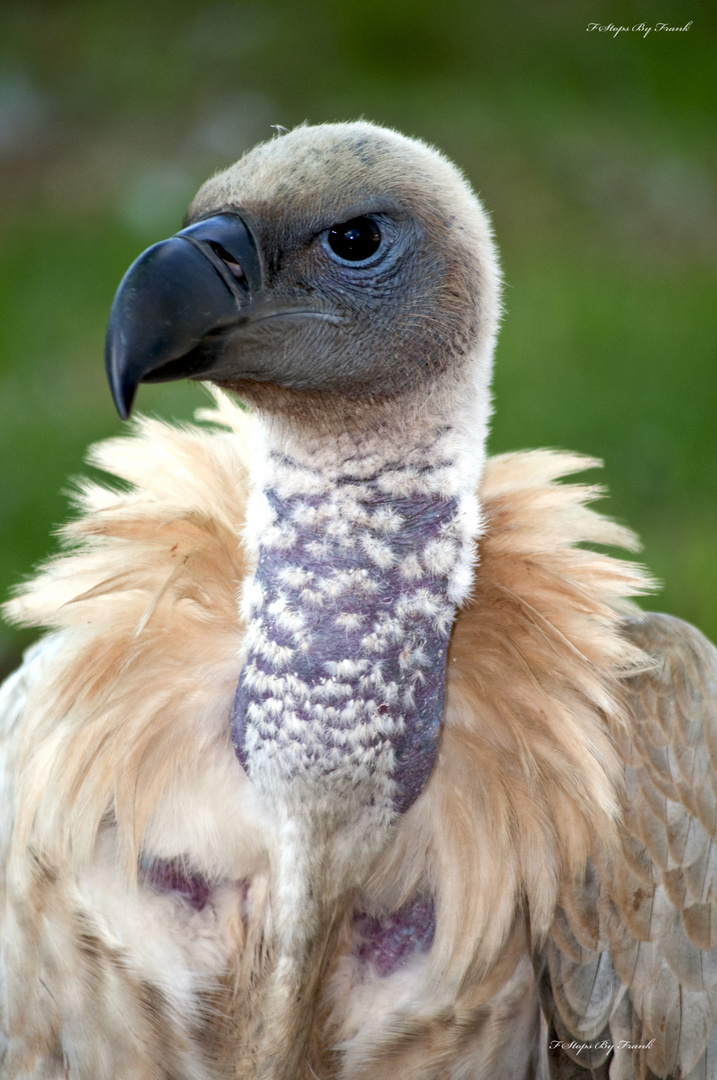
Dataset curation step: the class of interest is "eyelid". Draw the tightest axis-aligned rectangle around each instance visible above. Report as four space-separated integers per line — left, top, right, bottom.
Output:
320 196 405 224
319 213 394 242
312 205 405 240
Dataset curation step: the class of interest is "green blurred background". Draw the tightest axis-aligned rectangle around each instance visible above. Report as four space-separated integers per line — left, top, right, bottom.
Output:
1 0 715 677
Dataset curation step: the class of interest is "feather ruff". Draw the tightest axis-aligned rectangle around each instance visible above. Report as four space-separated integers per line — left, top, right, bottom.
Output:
2 390 656 1076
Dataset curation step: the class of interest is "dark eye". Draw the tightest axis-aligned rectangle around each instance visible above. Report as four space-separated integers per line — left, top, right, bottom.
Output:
327 216 382 262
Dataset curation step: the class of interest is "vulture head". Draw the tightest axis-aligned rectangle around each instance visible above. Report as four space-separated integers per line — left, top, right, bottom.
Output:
107 121 500 453
105 121 503 1077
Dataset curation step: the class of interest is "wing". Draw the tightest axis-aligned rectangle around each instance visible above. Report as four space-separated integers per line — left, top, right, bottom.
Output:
537 612 717 1079
0 635 65 1063
0 635 64 852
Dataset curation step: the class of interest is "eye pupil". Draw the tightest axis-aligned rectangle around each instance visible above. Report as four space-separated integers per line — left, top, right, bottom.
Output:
328 216 381 261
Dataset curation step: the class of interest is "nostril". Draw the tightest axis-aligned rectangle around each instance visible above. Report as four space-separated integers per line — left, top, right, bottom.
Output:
208 241 246 282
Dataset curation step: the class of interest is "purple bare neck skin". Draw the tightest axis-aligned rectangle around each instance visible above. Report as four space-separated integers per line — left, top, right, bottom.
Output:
140 857 212 912
355 895 436 976
230 454 463 818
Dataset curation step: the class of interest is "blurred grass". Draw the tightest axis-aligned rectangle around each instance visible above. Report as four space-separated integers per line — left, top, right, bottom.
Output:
1 0 715 675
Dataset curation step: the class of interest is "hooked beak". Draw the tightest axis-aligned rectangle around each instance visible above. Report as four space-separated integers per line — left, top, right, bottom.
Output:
105 213 262 419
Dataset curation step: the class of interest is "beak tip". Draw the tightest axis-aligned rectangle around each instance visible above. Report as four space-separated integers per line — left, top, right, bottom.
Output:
105 337 135 421
110 375 135 422
115 393 133 422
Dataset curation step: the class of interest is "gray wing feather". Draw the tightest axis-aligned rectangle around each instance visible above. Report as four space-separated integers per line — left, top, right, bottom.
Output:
539 612 717 1078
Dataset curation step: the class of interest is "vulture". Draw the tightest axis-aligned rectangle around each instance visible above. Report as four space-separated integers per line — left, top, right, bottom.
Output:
1 120 717 1080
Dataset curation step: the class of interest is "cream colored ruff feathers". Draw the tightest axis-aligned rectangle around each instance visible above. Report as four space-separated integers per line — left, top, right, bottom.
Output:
2 121 717 1080
2 394 644 1076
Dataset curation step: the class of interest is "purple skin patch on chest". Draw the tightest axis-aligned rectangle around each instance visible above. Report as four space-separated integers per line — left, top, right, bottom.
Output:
231 480 459 816
140 857 211 912
354 895 436 977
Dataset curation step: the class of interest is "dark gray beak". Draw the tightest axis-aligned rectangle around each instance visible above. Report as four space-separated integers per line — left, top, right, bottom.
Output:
105 213 262 419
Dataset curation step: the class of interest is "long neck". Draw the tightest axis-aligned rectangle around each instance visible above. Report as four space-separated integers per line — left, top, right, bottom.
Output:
230 392 487 1078
231 407 484 843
